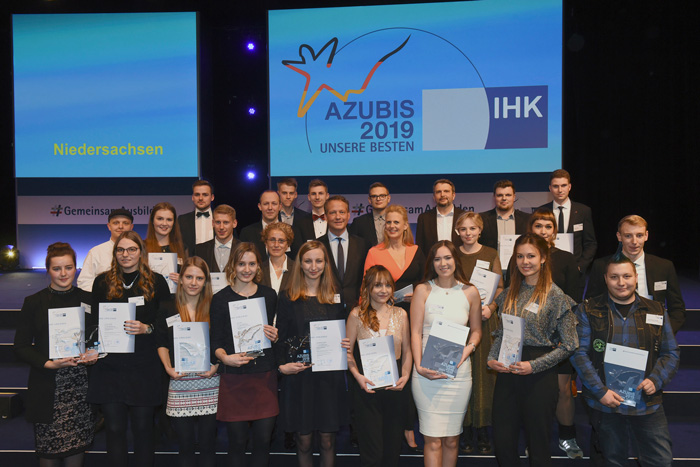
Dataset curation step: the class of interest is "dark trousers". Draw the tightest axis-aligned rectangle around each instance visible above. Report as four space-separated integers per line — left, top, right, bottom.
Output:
170 414 218 467
352 383 406 467
492 349 558 467
101 403 155 467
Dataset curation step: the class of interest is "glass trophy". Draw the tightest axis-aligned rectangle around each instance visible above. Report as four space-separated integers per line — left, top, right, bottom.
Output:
82 325 108 360
284 335 311 364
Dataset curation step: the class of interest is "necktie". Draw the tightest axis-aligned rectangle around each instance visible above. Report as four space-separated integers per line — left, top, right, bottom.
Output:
196 211 210 218
336 237 345 281
313 213 326 221
558 206 565 233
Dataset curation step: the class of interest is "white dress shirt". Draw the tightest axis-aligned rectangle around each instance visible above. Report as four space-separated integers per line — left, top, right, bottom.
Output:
195 208 214 245
327 230 349 273
436 207 454 242
553 198 572 232
77 239 114 292
633 253 651 299
214 237 234 272
268 256 289 294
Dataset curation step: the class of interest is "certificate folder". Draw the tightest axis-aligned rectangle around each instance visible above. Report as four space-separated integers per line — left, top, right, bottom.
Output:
228 297 271 353
469 268 500 306
48 306 85 359
98 302 136 353
604 343 649 407
310 319 348 372
358 335 399 389
421 320 469 378
174 322 211 373
498 314 525 366
148 252 178 294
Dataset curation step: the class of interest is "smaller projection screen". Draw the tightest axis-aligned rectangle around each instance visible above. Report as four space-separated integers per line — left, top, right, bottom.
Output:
268 0 562 177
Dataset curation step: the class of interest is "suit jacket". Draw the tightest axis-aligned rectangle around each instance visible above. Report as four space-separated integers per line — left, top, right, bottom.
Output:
240 221 268 261
348 211 380 247
585 253 686 333
550 247 582 302
260 258 295 294
415 206 466 255
538 200 597 272
178 210 215 256
280 208 315 258
194 238 239 273
319 233 368 313
478 208 530 252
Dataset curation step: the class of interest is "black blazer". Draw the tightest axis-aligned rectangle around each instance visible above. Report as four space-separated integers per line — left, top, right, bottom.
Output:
415 206 466 255
280 208 315 258
550 247 582 302
260 258 295 294
319 233 368 312
585 253 686 333
348 212 380 247
178 210 216 257
478 208 530 252
538 200 597 272
194 238 239 273
240 221 268 261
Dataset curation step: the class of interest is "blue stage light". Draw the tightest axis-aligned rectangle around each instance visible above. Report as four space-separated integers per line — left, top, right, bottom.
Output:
248 107 256 115
247 42 255 51
246 171 256 180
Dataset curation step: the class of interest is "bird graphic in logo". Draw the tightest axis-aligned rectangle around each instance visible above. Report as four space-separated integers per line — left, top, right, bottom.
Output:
282 35 411 118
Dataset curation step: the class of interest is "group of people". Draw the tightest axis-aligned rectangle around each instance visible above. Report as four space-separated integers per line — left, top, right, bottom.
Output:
14 170 682 467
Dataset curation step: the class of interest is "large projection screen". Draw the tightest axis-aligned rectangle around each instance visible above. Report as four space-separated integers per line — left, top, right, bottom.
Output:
268 0 562 178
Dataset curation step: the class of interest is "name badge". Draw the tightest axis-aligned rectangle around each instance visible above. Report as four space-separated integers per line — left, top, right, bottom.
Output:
573 223 584 232
81 302 92 314
654 281 667 291
526 302 539 314
476 259 490 270
646 314 663 326
166 314 182 327
333 293 341 304
428 304 445 315
128 296 145 306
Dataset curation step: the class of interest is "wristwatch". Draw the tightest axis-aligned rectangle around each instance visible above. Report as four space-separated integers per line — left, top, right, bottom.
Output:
145 324 153 334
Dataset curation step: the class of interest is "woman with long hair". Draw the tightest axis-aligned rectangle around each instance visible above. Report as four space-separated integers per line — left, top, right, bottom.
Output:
156 256 220 467
411 241 482 467
453 212 504 454
362 204 425 451
487 233 578 467
210 242 279 467
528 208 583 458
87 231 170 467
276 241 349 467
346 265 412 467
14 242 96 467
145 202 187 284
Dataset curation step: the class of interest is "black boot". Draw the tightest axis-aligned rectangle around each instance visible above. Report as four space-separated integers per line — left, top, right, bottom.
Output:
459 426 474 454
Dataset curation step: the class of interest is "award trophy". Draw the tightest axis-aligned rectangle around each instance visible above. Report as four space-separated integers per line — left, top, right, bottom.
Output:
284 335 311 365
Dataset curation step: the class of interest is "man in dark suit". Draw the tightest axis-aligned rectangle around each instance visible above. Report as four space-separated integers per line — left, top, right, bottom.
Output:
538 169 597 274
178 180 215 255
308 179 330 239
415 179 465 255
277 177 315 256
319 195 368 313
240 190 281 261
194 204 238 273
348 182 390 247
586 215 686 333
479 179 530 256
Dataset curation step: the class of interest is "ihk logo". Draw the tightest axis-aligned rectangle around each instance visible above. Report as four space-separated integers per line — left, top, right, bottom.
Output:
50 205 63 217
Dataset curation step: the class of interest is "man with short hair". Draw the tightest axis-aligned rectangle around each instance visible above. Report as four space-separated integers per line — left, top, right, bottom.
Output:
178 180 215 254
415 179 465 254
277 177 314 255
308 179 330 239
538 169 597 275
586 215 686 333
319 195 368 312
479 180 530 254
348 182 391 247
572 255 679 467
240 190 282 260
77 209 134 291
194 204 238 273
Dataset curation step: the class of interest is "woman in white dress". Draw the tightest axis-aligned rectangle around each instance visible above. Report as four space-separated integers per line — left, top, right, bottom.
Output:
411 241 482 467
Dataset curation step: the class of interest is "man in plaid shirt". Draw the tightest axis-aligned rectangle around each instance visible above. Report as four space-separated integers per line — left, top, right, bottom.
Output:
572 254 679 467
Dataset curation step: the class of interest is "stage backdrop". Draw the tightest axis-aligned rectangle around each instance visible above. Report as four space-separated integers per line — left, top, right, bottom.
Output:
13 12 199 268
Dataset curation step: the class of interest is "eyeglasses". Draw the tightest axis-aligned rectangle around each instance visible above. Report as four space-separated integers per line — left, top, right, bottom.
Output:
116 247 139 255
369 194 388 200
267 238 288 244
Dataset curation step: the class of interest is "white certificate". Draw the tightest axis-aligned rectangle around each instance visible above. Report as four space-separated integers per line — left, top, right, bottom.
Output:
554 233 574 254
498 314 525 366
394 284 413 303
228 297 271 353
499 234 520 271
358 335 399 389
210 272 227 294
469 268 501 306
310 319 348 372
148 252 178 293
174 322 211 373
48 306 85 359
604 343 649 407
98 302 136 353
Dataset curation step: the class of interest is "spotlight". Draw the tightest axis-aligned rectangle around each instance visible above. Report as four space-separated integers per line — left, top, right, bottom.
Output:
246 171 256 180
246 42 255 51
248 107 256 115
0 245 19 270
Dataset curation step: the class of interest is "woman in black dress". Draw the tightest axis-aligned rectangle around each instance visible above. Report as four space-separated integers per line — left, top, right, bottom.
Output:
145 201 187 285
14 242 95 467
156 256 220 467
88 231 170 467
276 241 349 467
210 242 280 467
